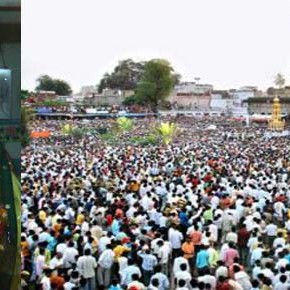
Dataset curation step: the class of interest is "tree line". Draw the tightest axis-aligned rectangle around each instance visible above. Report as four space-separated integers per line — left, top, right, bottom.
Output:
29 61 289 112
33 58 181 112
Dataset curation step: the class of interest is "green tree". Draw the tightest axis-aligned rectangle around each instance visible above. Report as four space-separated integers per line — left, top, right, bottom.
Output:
21 106 35 147
135 59 176 112
36 75 72 95
21 90 29 100
274 73 286 89
122 95 144 106
98 59 146 93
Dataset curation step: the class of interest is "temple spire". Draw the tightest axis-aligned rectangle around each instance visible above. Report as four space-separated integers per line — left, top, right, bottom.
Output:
268 96 285 131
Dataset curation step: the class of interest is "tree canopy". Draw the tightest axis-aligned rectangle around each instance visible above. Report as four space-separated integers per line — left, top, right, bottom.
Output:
98 59 146 93
98 58 181 95
135 59 176 112
274 73 286 89
36 75 72 95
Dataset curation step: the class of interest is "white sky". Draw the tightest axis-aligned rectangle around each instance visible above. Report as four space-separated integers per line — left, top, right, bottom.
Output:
22 0 290 93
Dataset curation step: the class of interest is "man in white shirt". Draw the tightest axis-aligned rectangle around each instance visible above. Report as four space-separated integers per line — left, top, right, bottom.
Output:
174 263 192 288
77 249 97 290
40 269 52 290
173 254 190 274
120 259 142 288
198 268 217 290
97 244 115 287
49 252 64 270
168 225 183 258
265 222 277 247
157 240 172 276
63 241 79 269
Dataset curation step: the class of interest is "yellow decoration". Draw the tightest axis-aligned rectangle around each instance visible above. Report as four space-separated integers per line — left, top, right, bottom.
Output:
156 122 177 145
268 96 285 131
117 117 133 132
61 124 74 135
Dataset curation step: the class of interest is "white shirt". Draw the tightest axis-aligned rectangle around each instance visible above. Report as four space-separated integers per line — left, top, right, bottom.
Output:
158 243 172 264
98 249 115 269
35 254 46 276
175 270 192 286
77 255 97 278
198 275 216 290
63 247 79 268
266 224 277 236
63 282 76 290
98 236 111 253
216 266 228 278
49 257 63 269
40 276 51 290
56 243 67 255
168 228 183 249
173 257 190 273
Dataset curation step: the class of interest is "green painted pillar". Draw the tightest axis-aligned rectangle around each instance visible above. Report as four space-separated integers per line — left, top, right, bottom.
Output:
0 143 20 290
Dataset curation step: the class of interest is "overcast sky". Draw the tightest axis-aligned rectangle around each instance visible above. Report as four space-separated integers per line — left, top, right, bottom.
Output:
22 0 290 93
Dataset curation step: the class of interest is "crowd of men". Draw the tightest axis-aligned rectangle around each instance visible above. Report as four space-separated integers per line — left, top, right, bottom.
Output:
21 116 290 290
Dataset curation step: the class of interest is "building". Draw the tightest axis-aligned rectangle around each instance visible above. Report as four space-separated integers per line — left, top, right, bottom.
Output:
230 87 258 117
174 82 214 95
34 90 57 102
80 85 98 98
169 82 213 110
83 89 134 106
210 91 233 112
245 97 290 115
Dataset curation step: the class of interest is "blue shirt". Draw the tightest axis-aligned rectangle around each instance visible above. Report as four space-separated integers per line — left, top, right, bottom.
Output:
196 250 209 269
139 253 158 271
112 219 120 236
150 272 170 290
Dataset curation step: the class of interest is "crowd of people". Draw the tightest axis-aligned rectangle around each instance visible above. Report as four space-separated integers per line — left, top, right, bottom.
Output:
21 116 290 290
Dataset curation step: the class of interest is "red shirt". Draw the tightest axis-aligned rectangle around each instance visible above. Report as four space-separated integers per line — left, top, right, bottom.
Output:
216 281 232 290
237 228 250 247
190 231 202 245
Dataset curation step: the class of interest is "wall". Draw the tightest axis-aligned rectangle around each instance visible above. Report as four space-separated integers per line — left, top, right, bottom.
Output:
169 94 211 109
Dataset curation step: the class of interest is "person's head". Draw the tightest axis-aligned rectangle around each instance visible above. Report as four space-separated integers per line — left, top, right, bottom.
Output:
111 277 119 286
203 267 210 275
131 273 139 281
56 252 63 259
265 262 272 269
255 260 261 267
84 248 91 256
277 232 283 238
233 265 241 273
190 278 198 288
178 279 186 288
252 279 260 288
180 263 187 271
154 264 161 273
280 275 287 283
44 269 52 277
151 278 159 287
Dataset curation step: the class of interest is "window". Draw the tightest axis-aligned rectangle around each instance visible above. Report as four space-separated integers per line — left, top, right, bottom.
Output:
0 69 11 119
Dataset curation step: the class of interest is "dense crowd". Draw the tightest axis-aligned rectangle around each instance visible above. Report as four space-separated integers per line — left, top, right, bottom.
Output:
21 116 290 290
